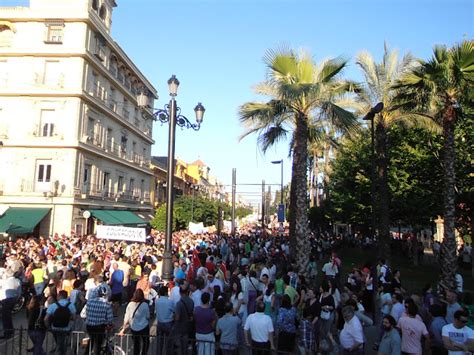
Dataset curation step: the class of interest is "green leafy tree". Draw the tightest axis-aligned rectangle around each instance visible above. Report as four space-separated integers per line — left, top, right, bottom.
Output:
239 47 357 275
394 40 474 290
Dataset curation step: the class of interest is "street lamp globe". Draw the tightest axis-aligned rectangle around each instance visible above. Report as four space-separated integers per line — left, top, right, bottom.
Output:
168 75 180 96
194 102 205 125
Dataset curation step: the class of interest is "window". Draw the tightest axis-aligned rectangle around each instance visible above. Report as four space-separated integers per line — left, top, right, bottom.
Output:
40 109 55 137
109 87 116 111
0 60 7 86
129 178 135 196
123 99 130 119
140 179 145 199
102 172 110 196
36 160 52 192
92 0 99 11
45 22 64 44
87 117 95 139
118 176 124 193
43 60 60 86
105 128 113 151
99 5 107 20
83 164 91 193
94 33 105 61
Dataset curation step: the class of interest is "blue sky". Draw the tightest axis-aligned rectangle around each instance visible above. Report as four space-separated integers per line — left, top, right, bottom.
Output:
4 0 473 204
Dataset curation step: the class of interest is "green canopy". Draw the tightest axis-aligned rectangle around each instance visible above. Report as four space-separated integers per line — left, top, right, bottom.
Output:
89 209 146 225
0 207 51 234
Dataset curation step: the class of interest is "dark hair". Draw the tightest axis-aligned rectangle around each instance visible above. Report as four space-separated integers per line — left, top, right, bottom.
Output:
407 303 418 317
201 292 211 305
57 290 68 299
231 279 242 295
256 301 265 313
454 309 469 320
382 283 392 294
27 295 41 311
282 275 290 285
265 282 275 297
225 301 233 313
131 289 145 303
422 283 432 295
383 315 397 327
73 279 83 289
159 285 168 297
429 304 445 318
394 293 403 303
346 298 357 309
281 294 292 309
321 280 330 293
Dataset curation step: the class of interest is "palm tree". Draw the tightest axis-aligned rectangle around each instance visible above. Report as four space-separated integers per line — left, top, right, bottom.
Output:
239 47 358 275
394 40 474 291
354 43 436 260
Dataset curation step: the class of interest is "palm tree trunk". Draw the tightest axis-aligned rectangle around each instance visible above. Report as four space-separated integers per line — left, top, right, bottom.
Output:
292 113 310 277
310 153 316 208
375 118 391 261
440 107 457 291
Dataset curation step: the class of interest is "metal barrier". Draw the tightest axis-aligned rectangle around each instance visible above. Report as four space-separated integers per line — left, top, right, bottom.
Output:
0 328 294 355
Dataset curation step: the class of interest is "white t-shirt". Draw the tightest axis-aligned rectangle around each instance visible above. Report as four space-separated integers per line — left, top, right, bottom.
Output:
339 316 364 350
244 312 274 342
442 323 474 355
322 262 338 277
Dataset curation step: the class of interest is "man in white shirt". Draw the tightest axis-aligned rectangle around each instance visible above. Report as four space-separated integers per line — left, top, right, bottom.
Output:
244 301 275 351
442 309 474 355
390 293 405 323
0 269 21 338
339 306 364 354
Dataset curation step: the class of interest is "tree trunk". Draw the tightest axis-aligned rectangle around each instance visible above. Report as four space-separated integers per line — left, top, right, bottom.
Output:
289 162 297 257
440 107 458 292
292 113 310 277
310 152 316 208
375 117 391 261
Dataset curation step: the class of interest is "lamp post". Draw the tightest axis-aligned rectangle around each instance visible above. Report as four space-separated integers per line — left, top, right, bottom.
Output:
362 102 383 238
271 159 285 223
138 75 205 281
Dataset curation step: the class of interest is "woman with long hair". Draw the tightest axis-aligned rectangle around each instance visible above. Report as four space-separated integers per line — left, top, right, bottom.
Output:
26 295 47 355
230 279 247 323
61 269 76 297
119 289 150 355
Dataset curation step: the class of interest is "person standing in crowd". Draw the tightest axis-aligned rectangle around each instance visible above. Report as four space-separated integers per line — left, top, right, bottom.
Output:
45 290 76 355
397 303 429 355
429 304 448 355
119 289 150 355
84 285 114 355
31 262 47 301
445 290 462 324
244 301 275 354
109 262 124 317
276 294 297 352
155 285 175 355
442 309 474 354
194 292 217 355
339 305 365 354
390 293 405 324
319 280 336 346
26 295 47 355
174 281 194 355
216 301 241 355
297 307 316 355
0 268 21 339
377 315 401 355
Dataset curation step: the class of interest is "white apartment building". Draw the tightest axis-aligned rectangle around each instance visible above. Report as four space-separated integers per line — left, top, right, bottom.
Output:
0 0 158 237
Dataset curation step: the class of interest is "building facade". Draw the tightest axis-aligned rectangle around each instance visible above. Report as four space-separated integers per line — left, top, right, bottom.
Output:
0 0 157 237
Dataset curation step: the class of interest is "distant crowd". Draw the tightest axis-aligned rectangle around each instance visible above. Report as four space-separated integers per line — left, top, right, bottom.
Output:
0 226 472 355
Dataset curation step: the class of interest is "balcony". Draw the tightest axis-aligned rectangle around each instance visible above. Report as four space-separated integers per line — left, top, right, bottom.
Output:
82 135 151 168
75 183 151 204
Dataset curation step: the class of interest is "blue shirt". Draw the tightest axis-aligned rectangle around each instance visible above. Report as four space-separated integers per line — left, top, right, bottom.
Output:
46 299 76 331
110 269 124 294
216 313 241 349
155 296 175 323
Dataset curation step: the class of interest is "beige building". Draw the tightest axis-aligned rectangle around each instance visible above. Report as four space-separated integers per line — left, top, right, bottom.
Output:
0 0 157 237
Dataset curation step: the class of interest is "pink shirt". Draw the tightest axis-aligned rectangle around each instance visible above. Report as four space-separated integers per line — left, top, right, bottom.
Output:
398 316 428 354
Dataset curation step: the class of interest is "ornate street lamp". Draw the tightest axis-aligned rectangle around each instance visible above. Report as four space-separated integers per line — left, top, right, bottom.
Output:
138 75 205 281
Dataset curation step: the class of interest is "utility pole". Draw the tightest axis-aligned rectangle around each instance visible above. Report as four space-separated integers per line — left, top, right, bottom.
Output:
231 168 236 236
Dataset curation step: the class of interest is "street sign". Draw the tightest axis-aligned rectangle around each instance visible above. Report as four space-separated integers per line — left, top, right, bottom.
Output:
277 203 285 222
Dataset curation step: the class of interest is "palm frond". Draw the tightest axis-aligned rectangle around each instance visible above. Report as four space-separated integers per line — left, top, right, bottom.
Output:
257 125 289 153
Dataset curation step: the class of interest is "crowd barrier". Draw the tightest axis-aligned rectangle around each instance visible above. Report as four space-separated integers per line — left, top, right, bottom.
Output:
0 328 294 355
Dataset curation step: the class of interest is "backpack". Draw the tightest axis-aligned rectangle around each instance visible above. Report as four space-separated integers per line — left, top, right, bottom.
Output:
381 265 393 283
51 302 71 328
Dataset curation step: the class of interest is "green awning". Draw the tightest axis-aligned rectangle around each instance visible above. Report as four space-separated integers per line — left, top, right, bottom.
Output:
89 209 146 225
0 207 51 234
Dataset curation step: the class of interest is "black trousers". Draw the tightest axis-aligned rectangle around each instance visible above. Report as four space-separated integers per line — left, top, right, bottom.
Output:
131 325 149 355
1 297 16 337
85 324 106 355
251 340 270 355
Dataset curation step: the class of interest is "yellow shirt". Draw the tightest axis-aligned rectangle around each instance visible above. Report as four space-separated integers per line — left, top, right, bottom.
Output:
32 268 46 285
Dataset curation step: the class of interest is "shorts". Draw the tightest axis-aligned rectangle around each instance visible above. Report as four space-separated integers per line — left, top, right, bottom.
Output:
111 293 122 303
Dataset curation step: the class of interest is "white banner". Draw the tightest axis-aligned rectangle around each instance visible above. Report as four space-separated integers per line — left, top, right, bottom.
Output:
96 225 146 243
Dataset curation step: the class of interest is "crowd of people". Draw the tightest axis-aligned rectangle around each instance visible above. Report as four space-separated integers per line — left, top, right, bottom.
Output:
0 226 472 355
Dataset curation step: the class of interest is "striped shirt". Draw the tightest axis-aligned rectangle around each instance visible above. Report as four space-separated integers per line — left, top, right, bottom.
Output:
85 298 113 326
